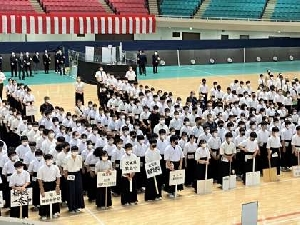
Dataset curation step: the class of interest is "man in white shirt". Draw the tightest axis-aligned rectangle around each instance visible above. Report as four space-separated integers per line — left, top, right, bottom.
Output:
125 66 136 84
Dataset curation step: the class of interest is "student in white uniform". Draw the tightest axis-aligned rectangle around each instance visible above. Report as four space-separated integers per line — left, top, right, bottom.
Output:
280 120 293 172
195 139 210 191
133 135 147 192
9 161 30 218
95 150 113 209
267 127 281 175
145 139 162 201
219 132 236 184
37 154 61 221
120 143 138 206
207 129 222 182
257 121 270 173
75 76 85 105
111 139 125 196
164 135 184 198
238 132 259 184
183 135 197 186
63 146 85 213
292 125 300 166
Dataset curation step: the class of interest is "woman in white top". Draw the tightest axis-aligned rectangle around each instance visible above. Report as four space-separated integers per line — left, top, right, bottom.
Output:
144 140 162 201
23 87 35 122
195 140 210 188
95 150 113 209
75 76 85 105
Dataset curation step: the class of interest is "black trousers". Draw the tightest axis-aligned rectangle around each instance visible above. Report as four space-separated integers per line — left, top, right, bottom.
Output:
0 83 3 100
19 67 25 79
121 176 137 205
39 181 60 217
152 64 158 73
75 92 84 105
165 161 183 194
136 157 146 190
59 64 65 75
96 187 112 208
281 141 292 168
270 148 281 175
10 204 28 218
87 173 97 201
185 153 196 186
145 175 162 201
44 63 49 74
67 171 85 211
11 65 17 77
112 161 121 195
25 65 32 77
139 64 146 75
60 176 68 203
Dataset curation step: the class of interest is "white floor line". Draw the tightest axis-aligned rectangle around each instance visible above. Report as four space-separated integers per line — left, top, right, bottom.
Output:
85 206 105 225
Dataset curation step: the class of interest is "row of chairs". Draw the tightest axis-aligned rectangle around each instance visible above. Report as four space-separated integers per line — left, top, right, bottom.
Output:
160 0 201 16
107 0 149 15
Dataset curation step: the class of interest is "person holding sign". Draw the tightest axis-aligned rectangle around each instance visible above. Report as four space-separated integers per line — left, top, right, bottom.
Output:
37 154 61 221
9 161 30 218
164 135 184 198
267 127 282 175
195 140 211 188
64 146 85 213
133 135 147 193
238 132 259 184
292 126 300 166
120 143 138 206
219 132 236 184
95 150 113 209
145 139 162 201
111 139 125 196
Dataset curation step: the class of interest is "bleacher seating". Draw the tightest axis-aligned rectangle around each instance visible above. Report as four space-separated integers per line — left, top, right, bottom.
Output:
40 0 107 13
107 0 149 15
202 0 267 19
0 0 36 13
271 0 300 21
160 0 202 17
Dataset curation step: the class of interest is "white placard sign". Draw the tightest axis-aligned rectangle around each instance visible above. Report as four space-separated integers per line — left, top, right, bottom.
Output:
85 46 95 62
0 191 3 207
40 191 62 206
97 170 117 187
121 157 140 174
145 160 162 178
241 201 258 225
10 188 32 207
26 105 37 116
169 170 185 186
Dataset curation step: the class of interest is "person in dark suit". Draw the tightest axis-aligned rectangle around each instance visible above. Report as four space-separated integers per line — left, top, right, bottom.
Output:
39 96 54 115
58 50 66 75
138 51 147 76
0 55 3 71
18 52 25 80
186 91 197 106
152 51 160 74
32 52 40 74
10 52 18 77
42 50 51 74
55 50 60 74
24 52 33 77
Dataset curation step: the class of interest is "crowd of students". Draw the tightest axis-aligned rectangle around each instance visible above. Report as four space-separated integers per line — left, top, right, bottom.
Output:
0 68 300 221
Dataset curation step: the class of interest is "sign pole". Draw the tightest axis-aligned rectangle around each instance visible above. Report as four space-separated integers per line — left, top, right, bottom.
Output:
204 163 208 194
174 184 177 199
129 179 132 193
154 176 159 195
50 203 53 219
19 201 22 219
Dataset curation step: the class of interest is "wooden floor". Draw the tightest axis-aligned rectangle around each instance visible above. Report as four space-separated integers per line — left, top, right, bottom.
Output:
7 72 300 225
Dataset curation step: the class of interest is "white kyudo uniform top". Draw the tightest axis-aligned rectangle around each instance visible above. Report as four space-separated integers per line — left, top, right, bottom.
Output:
145 148 162 163
195 147 210 160
164 145 184 162
103 144 117 157
157 139 169 156
239 139 259 161
2 160 17 182
37 164 61 182
75 81 84 92
257 130 270 146
64 155 83 173
292 134 300 152
266 136 281 158
9 170 30 187
84 153 99 171
95 160 113 172
220 141 237 162
15 145 30 161
207 136 222 150
183 142 197 159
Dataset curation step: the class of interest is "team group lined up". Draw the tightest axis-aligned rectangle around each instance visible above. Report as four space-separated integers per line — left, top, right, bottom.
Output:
0 68 300 221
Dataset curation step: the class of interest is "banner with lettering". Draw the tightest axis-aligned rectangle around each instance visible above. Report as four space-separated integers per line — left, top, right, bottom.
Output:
145 160 162 178
97 170 117 187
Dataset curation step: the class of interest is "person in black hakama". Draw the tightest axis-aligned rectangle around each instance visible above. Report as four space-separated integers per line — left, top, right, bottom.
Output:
9 161 30 218
195 140 211 191
120 143 138 206
184 135 197 186
64 146 85 213
111 139 124 197
75 76 85 106
42 50 51 74
37 154 61 221
95 150 113 209
145 140 162 201
164 135 184 198
267 127 282 176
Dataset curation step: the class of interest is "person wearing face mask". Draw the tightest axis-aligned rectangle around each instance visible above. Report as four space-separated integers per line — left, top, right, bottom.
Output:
111 139 125 196
95 150 113 209
37 154 61 220
170 111 183 136
74 76 85 106
23 141 37 169
133 135 147 193
152 51 160 74
41 130 57 155
164 136 184 198
280 120 293 172
239 132 259 184
267 127 282 176
145 139 162 201
219 132 236 185
39 97 54 115
15 136 30 164
153 116 169 135
103 136 117 160
183 135 197 186
95 67 107 101
195 139 210 191
207 130 222 182
120 143 138 205
125 67 136 84
28 150 45 211
9 161 30 218
63 146 84 213
85 146 101 202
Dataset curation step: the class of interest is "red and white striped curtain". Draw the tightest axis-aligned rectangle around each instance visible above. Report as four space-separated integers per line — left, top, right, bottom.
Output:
0 14 156 34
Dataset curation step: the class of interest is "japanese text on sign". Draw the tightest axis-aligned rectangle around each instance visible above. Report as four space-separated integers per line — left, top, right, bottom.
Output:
121 158 140 174
40 191 62 206
169 170 185 185
10 188 33 207
145 160 162 178
97 170 117 187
